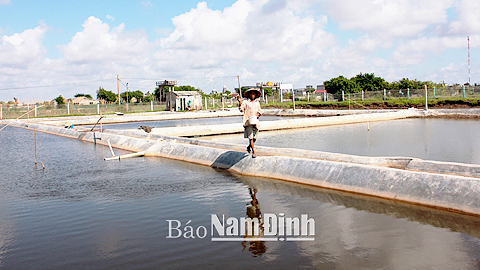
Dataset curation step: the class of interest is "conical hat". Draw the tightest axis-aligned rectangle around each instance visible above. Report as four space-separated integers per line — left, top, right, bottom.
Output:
245 88 261 99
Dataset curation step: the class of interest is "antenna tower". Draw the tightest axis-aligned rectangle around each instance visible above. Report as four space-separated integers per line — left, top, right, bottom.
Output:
468 36 471 85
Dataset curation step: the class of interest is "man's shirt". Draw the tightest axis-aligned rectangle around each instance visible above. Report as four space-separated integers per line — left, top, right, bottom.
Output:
240 99 263 127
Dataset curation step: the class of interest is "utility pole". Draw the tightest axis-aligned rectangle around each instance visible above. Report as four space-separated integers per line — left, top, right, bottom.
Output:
292 85 295 111
237 75 242 98
126 82 129 112
117 75 120 105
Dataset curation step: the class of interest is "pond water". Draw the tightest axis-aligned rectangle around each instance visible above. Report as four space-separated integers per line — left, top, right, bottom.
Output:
90 115 295 130
205 118 480 165
1 124 480 269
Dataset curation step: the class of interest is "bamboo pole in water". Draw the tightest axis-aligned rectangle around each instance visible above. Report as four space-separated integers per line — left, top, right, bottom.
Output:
34 129 37 165
104 151 146 161
107 140 115 157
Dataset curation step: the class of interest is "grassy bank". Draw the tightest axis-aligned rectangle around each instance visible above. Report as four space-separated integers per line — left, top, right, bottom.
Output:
264 98 480 109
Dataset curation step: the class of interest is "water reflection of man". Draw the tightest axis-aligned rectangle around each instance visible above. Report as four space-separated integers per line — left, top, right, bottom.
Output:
242 187 267 256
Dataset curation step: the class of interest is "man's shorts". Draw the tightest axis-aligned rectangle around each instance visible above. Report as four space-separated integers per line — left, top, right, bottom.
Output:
244 125 258 140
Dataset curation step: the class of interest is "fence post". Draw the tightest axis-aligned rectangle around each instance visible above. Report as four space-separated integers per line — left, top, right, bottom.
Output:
463 85 466 98
362 90 364 101
67 102 70 115
205 96 207 110
407 88 410 99
151 100 153 111
0 104 2 120
342 91 345 102
97 103 100 114
424 85 428 111
323 91 326 102
292 88 295 111
35 104 37 117
383 89 386 101
433 87 436 99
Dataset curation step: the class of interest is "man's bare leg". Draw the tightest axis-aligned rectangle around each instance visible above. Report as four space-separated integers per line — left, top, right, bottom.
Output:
250 138 256 158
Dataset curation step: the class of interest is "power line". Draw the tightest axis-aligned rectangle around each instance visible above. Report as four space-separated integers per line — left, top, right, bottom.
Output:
123 75 239 81
0 78 116 91
118 78 128 87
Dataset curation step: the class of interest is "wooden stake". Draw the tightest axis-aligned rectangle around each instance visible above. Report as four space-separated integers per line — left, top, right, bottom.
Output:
34 129 37 164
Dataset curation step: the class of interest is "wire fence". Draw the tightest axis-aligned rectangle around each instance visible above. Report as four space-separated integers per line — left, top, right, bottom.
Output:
307 86 480 102
2 86 480 119
0 102 166 119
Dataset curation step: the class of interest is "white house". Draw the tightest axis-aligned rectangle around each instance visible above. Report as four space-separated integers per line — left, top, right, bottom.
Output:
166 91 203 111
71 96 100 105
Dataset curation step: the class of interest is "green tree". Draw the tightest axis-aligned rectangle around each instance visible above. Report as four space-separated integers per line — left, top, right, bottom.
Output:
263 87 273 96
398 78 416 89
154 85 203 100
96 87 117 103
353 73 387 92
389 78 434 90
324 76 360 94
74 93 93 99
121 90 144 103
143 91 153 102
175 85 202 92
54 95 65 105
235 86 249 97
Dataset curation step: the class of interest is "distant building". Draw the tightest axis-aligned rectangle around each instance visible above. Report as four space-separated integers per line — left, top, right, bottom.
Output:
166 91 203 111
71 96 100 105
314 89 326 95
315 85 326 96
294 88 307 96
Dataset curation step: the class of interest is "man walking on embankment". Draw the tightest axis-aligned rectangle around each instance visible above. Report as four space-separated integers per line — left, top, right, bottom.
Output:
237 88 263 158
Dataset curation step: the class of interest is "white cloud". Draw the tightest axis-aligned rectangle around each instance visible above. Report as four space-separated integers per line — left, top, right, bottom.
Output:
157 0 334 75
436 62 466 83
0 0 11 5
392 35 475 66
106 15 115 21
447 0 480 35
154 27 172 36
0 22 47 68
60 16 153 66
322 0 455 39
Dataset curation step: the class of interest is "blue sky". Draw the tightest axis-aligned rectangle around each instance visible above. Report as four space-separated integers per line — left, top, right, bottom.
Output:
1 0 479 101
